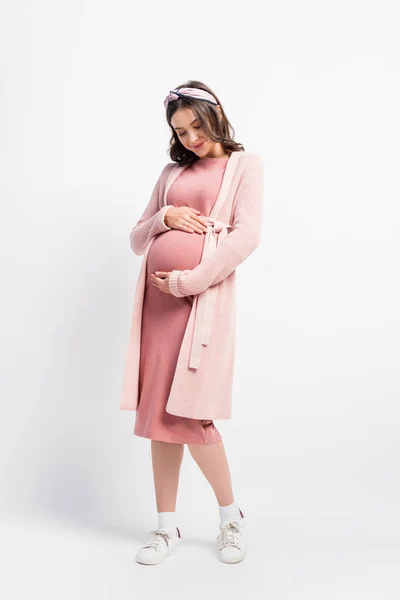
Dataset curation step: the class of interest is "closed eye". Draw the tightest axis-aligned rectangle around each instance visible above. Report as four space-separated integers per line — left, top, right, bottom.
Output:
178 125 202 137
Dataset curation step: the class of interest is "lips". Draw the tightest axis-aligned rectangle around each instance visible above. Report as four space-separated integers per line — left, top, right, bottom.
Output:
193 140 205 149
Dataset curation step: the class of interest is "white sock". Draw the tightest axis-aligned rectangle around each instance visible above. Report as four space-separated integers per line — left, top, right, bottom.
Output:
219 501 243 525
158 511 178 535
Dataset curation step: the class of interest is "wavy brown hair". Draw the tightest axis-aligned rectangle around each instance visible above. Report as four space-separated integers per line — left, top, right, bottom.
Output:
165 80 244 166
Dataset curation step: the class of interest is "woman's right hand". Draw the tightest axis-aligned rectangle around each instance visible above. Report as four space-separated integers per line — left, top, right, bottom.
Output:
164 206 209 234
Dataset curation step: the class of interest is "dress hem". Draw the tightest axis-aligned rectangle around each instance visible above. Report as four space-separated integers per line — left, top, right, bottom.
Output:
133 428 222 445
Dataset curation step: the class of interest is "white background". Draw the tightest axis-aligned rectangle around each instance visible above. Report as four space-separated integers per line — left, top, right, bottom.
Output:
1 0 399 597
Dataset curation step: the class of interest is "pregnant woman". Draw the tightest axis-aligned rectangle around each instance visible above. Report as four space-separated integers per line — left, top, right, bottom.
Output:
121 81 264 565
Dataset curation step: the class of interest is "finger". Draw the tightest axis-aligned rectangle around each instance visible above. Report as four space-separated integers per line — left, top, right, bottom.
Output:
193 214 210 228
185 209 207 231
187 208 208 225
187 216 208 233
179 222 195 233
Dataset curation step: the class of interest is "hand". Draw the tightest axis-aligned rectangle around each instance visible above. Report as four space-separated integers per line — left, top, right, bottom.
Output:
150 271 173 294
164 206 209 234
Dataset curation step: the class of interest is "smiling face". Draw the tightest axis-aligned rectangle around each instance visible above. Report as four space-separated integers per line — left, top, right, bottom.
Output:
170 107 226 159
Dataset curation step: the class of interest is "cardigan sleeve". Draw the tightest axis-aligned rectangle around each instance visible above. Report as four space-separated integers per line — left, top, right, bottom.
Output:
129 165 174 256
167 167 264 297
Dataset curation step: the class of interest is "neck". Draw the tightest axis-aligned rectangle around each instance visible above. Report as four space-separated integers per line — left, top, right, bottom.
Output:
201 143 229 159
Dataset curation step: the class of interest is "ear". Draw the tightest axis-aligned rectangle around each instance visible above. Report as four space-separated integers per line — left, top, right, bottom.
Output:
216 104 223 121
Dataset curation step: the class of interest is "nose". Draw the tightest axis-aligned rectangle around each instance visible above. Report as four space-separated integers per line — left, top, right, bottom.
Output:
188 132 200 144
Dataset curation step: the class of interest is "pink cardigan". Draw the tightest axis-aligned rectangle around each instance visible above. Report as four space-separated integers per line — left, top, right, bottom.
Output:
120 150 264 420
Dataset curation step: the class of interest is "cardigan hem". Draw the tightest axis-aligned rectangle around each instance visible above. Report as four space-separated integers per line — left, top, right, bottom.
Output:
165 406 232 420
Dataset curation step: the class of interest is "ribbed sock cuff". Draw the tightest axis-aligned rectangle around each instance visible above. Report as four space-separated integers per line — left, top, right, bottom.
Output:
158 511 177 534
219 501 242 524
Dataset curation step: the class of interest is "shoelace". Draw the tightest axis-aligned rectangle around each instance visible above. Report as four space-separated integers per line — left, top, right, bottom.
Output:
143 529 172 552
218 521 242 550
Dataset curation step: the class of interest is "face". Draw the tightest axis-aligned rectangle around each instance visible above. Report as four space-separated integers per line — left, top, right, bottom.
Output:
171 107 221 158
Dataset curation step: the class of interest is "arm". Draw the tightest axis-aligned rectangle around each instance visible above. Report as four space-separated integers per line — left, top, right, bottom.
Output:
168 167 264 297
129 165 174 256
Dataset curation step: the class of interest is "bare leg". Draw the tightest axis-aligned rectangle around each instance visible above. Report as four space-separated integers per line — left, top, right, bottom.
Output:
151 440 185 512
187 439 234 506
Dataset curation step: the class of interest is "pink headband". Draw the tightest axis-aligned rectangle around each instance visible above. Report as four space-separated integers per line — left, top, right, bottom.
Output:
164 87 218 109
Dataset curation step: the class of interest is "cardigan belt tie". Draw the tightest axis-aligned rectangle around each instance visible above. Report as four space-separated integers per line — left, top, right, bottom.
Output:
188 217 232 369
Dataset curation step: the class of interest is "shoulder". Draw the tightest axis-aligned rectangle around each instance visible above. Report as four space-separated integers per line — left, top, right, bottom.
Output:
154 161 177 187
160 161 177 178
237 151 264 179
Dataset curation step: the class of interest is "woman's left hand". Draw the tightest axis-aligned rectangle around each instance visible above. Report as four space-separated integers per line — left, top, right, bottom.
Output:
150 271 173 294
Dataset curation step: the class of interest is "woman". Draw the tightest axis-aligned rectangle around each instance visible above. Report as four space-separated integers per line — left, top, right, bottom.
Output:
121 80 264 565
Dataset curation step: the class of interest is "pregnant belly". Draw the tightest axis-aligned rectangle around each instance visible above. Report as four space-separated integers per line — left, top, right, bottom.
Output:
147 229 206 275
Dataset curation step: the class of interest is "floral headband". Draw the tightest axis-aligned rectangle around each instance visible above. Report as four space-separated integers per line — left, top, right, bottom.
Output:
164 87 218 109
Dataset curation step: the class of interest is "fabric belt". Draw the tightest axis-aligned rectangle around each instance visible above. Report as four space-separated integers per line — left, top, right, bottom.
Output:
189 217 232 369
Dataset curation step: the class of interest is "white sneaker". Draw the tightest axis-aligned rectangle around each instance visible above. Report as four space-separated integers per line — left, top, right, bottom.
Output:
135 527 181 565
216 510 246 564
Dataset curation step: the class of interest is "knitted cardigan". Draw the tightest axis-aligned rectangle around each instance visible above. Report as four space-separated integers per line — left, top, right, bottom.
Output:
120 150 264 420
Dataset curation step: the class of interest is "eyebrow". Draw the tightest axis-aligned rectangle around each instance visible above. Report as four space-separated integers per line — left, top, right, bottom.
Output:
173 118 199 130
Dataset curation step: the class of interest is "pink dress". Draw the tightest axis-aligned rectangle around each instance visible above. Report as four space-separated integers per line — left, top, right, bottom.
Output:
133 156 229 444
